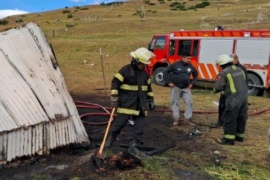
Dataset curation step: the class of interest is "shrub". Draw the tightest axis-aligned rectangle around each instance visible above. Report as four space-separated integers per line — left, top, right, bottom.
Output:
67 14 73 18
66 24 75 28
195 1 210 8
15 19 23 23
169 2 180 7
0 20 9 25
80 7 89 10
175 4 185 10
188 6 196 10
101 1 123 6
63 10 70 14
144 0 150 4
170 2 185 10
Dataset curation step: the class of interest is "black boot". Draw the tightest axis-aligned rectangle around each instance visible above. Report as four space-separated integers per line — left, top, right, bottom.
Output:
211 121 223 128
235 136 244 142
216 137 235 145
105 135 115 148
128 140 148 157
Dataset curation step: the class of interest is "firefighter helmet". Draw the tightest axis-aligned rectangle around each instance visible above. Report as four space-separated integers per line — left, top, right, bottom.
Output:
130 47 155 65
216 54 233 65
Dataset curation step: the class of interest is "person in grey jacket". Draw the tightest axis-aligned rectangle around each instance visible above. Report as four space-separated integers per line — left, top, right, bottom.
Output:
163 52 198 126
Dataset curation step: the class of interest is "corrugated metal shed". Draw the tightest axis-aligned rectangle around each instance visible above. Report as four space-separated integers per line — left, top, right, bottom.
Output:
0 22 89 163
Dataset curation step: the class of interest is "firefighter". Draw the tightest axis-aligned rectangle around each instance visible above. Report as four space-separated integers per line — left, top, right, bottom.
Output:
163 51 198 126
105 47 155 157
214 54 248 145
213 54 248 128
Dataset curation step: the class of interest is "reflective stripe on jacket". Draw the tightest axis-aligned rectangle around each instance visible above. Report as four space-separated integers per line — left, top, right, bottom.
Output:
214 65 247 95
111 62 154 116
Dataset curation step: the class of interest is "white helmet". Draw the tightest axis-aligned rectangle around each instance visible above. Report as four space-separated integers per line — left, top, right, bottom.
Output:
130 47 155 65
216 54 233 65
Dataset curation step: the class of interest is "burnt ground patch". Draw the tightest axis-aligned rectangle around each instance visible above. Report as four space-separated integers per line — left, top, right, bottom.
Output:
0 94 222 180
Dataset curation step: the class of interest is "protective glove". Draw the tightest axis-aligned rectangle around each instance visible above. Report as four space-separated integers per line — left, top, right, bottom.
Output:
148 99 155 111
111 96 119 108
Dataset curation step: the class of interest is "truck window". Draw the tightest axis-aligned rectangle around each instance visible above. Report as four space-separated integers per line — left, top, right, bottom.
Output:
169 40 176 55
148 37 156 51
192 40 199 56
156 36 166 49
178 40 192 56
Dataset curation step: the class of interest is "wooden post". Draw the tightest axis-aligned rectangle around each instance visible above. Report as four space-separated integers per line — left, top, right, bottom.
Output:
100 48 107 96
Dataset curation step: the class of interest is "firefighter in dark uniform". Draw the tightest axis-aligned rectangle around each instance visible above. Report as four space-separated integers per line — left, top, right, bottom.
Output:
213 54 248 128
214 54 248 145
105 47 155 156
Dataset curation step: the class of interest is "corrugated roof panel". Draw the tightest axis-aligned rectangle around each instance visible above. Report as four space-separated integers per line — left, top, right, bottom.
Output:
0 133 7 162
7 131 15 161
1 30 69 120
0 105 17 131
0 22 89 163
0 42 49 129
3 119 83 161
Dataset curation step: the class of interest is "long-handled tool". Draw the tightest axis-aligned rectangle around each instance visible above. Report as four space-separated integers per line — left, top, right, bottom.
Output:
93 108 116 167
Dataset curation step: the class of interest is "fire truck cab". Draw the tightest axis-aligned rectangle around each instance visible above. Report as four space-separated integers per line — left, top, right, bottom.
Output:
148 29 270 96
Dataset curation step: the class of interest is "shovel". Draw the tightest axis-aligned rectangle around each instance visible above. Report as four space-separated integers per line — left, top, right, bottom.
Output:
93 108 116 167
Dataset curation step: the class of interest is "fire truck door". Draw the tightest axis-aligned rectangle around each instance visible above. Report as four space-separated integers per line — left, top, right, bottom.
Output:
149 35 167 60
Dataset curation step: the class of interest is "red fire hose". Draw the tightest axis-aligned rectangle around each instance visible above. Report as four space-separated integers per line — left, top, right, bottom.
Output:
75 101 270 126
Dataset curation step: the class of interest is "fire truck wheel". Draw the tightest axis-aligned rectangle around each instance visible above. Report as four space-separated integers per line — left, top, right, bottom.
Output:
247 73 262 96
153 67 167 86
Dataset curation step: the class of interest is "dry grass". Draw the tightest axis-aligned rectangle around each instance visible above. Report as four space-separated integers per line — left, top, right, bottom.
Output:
1 0 270 179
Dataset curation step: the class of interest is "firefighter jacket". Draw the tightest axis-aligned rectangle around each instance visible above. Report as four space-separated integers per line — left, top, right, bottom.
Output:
214 65 248 95
235 62 248 85
111 60 154 116
163 60 198 89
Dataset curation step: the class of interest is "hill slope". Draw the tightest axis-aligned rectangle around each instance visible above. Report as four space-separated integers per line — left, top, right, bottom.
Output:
1 0 269 95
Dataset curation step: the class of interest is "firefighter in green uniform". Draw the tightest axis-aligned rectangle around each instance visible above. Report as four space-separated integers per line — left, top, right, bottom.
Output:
105 47 155 156
214 54 248 145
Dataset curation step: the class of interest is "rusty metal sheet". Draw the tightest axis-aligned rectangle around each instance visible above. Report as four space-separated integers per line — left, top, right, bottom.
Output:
0 22 89 163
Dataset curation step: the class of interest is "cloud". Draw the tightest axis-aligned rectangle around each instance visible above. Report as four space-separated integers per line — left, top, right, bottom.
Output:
0 9 30 19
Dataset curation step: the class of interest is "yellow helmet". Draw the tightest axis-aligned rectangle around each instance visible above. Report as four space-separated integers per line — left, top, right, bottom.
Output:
130 47 155 65
216 54 233 65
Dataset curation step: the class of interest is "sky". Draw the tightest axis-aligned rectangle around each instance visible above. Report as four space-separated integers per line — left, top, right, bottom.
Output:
0 0 117 19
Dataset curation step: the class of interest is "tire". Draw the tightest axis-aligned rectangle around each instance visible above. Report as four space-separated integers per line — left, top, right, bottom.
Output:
153 67 167 86
247 73 261 96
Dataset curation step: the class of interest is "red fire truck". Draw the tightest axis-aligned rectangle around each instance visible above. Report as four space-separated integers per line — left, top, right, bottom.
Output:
147 29 270 96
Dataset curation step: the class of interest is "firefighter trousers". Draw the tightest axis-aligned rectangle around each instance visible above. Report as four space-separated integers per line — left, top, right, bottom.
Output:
109 113 145 143
218 93 226 124
170 86 193 120
222 93 248 139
